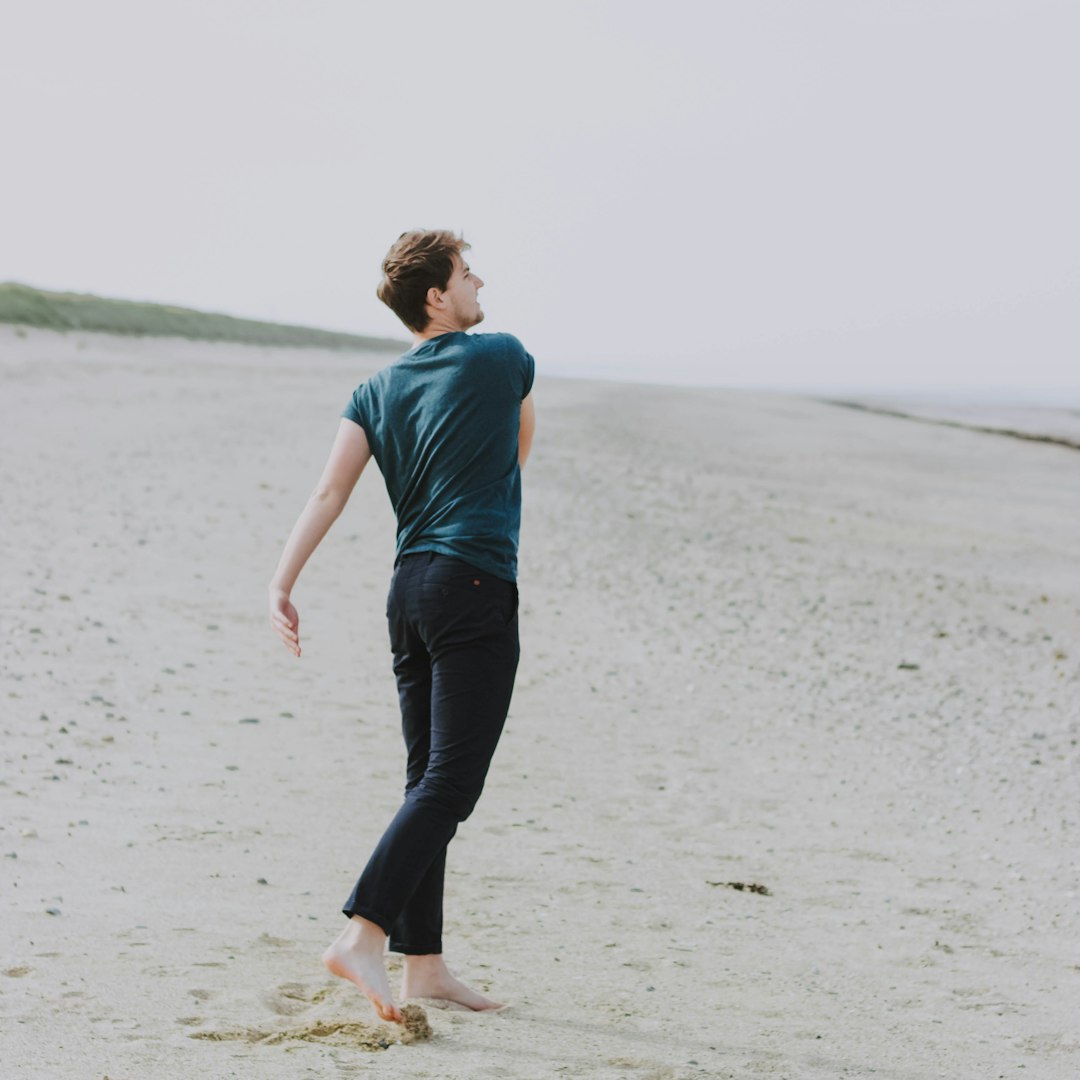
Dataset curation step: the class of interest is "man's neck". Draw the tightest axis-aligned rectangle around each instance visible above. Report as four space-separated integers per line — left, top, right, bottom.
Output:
412 314 474 346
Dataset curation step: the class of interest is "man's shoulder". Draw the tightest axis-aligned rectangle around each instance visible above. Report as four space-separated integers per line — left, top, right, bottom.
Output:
348 355 403 407
351 361 389 394
459 331 528 357
462 333 534 399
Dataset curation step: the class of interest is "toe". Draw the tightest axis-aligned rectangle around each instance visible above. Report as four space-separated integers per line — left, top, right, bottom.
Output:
375 998 403 1024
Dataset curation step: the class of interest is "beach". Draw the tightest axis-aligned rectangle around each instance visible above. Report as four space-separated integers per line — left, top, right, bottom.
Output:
2 324 1078 1079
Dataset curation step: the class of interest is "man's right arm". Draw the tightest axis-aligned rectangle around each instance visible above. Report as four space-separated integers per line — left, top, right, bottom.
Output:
268 418 372 655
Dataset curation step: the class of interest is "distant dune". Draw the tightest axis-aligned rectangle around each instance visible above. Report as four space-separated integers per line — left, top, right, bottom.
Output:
0 282 406 353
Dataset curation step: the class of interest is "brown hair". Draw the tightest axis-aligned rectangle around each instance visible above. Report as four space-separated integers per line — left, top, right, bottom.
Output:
376 229 470 332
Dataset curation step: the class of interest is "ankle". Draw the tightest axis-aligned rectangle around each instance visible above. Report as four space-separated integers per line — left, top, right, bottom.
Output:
342 915 387 949
403 953 446 976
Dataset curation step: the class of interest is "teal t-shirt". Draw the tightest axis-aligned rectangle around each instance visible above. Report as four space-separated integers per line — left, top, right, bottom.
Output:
341 331 535 582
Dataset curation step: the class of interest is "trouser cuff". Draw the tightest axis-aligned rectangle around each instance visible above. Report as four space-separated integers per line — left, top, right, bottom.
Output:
388 939 443 956
341 903 392 935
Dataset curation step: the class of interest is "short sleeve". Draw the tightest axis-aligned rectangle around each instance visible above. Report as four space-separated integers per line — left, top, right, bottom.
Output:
341 385 366 428
520 347 535 400
500 335 534 400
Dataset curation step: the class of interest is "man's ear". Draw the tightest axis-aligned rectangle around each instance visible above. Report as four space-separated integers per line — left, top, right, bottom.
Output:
426 284 445 311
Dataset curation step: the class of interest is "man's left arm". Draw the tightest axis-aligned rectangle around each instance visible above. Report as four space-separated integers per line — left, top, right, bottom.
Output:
519 392 535 467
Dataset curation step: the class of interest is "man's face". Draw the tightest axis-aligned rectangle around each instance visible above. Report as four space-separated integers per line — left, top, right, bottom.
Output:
440 254 485 330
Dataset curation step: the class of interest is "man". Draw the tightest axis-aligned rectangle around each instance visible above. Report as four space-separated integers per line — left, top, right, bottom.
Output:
268 229 535 1024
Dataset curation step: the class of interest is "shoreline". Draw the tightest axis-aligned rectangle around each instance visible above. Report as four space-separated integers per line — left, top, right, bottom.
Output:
822 397 1080 452
5 323 1078 446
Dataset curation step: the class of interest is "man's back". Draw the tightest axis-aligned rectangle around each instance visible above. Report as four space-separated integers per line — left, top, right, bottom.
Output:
342 331 535 581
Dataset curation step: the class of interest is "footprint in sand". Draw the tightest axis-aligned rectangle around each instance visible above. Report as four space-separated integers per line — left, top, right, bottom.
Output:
256 932 292 948
607 1061 677 1080
263 981 332 1016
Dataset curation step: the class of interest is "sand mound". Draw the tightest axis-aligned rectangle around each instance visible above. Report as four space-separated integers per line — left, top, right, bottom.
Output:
189 1003 430 1050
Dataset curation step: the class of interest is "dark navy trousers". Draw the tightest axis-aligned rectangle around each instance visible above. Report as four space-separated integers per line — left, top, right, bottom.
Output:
342 552 520 954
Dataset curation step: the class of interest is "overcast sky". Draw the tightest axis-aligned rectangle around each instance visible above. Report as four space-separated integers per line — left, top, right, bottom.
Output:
3 1 1077 393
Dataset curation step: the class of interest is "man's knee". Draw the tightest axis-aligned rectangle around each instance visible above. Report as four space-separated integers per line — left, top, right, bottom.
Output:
410 773 484 822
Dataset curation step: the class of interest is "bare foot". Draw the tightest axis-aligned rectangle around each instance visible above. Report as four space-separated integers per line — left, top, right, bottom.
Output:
401 954 505 1011
322 916 403 1024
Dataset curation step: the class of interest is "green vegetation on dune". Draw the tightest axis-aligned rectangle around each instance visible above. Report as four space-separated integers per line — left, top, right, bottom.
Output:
0 282 406 352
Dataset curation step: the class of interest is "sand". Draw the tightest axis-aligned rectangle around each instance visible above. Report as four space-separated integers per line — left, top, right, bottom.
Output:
1 324 1078 1079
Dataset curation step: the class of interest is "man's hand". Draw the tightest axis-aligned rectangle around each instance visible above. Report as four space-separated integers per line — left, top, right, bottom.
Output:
269 588 301 657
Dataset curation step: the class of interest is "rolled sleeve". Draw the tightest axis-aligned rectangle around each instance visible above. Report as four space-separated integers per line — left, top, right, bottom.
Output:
341 386 366 429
